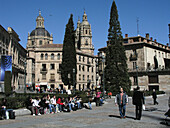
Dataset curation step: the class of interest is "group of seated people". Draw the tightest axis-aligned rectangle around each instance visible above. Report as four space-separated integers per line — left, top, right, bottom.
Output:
26 94 82 116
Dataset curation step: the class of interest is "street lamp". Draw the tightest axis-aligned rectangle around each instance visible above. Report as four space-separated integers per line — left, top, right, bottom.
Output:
136 65 139 87
24 61 27 93
73 68 75 95
102 53 105 100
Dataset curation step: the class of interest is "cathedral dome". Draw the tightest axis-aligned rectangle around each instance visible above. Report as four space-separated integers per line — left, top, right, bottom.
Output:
30 28 50 37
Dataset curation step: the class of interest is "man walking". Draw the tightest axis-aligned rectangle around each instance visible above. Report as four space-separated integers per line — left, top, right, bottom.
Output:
152 89 158 105
115 88 128 119
132 87 144 120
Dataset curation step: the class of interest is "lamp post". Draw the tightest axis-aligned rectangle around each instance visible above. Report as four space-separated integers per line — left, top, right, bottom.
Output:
73 68 75 95
24 61 27 93
136 65 139 87
102 53 105 100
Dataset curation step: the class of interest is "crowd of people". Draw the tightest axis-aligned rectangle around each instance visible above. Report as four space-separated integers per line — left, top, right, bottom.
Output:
26 94 83 116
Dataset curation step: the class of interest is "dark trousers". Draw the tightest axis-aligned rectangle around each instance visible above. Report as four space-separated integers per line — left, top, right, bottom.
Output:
96 98 100 106
135 105 142 120
153 98 158 105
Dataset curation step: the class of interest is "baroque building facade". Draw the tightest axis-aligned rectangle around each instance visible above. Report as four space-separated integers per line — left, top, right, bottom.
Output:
0 25 27 92
26 11 97 91
98 33 170 92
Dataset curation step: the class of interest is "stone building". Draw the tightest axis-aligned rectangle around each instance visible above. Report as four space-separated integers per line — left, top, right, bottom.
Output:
0 25 27 92
26 11 97 91
98 33 170 92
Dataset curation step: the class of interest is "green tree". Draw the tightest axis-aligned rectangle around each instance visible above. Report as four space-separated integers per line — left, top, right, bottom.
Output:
4 71 12 95
105 0 131 93
60 14 77 89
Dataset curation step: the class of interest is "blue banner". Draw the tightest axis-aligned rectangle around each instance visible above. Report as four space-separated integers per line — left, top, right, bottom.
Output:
1 55 12 81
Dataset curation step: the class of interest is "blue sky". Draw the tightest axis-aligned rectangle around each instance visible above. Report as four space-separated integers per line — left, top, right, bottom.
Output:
0 0 170 55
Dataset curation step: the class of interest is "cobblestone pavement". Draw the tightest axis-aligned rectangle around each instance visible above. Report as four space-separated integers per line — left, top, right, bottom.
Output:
0 94 169 128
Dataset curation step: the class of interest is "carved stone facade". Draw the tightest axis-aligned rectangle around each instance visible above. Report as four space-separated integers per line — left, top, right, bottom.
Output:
26 11 97 91
98 34 170 92
0 25 27 92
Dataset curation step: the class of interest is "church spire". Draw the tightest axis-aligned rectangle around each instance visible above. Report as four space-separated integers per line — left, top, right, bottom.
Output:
36 10 44 28
83 10 88 21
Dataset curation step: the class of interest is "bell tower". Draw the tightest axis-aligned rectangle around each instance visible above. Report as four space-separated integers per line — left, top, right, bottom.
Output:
75 11 94 55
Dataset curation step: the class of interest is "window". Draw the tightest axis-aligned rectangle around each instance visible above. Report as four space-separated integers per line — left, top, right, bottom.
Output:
51 53 54 60
159 52 160 57
83 75 85 81
42 74 46 80
50 64 55 70
87 66 90 72
79 74 81 80
148 75 158 83
133 62 137 70
92 75 94 81
42 64 46 70
79 56 81 61
83 84 85 90
48 41 49 44
41 54 44 60
82 65 85 71
85 39 88 45
87 75 89 80
57 53 60 60
162 53 164 58
79 65 81 71
79 84 81 91
92 67 93 72
39 40 42 45
32 41 34 45
133 76 137 85
86 30 88 34
45 53 48 60
50 73 55 79
92 59 93 64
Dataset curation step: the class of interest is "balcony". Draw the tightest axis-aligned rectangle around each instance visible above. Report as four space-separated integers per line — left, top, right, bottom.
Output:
49 78 55 83
40 68 47 74
130 53 138 61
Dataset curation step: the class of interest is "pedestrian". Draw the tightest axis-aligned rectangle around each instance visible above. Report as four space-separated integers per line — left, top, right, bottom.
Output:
96 89 101 106
132 87 144 120
115 88 128 119
152 89 158 105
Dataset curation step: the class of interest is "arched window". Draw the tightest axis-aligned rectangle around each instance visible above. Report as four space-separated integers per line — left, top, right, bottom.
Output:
57 53 60 60
39 40 42 45
86 30 88 34
79 56 81 61
51 53 54 60
85 39 88 45
79 65 81 71
45 53 48 60
41 54 44 60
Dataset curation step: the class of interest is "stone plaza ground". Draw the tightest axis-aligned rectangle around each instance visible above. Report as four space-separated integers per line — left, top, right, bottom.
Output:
0 94 169 128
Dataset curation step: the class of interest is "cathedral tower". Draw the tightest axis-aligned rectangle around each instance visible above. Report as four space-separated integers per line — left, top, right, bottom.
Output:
75 11 94 55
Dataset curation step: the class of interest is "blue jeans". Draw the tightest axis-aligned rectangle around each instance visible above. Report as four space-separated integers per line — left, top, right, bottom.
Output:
119 104 126 117
57 104 62 112
49 104 56 113
88 102 92 110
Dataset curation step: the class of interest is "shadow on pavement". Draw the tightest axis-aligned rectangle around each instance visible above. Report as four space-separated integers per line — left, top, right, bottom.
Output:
108 115 135 120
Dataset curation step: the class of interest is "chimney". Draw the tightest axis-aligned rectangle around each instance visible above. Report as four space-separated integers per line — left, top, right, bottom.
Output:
146 33 149 39
150 37 153 41
167 43 169 47
154 39 157 42
125 34 128 38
